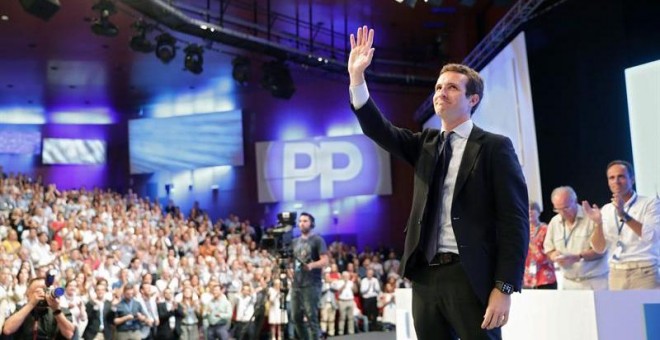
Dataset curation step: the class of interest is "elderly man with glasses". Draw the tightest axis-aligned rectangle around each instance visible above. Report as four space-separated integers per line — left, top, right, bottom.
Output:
544 186 609 290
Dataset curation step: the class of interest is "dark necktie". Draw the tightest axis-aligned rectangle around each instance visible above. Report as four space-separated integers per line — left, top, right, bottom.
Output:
424 131 454 263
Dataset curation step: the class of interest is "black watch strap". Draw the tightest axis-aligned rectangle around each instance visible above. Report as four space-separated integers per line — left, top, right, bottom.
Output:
495 281 514 295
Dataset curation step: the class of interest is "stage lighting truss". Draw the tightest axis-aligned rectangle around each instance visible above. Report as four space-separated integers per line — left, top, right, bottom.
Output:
183 44 204 74
155 33 176 64
91 0 119 37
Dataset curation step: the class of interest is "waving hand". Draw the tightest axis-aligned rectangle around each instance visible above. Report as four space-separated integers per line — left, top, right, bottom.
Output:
348 25 375 86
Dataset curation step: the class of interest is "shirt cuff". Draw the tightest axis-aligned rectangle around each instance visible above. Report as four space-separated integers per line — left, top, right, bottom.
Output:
349 82 370 109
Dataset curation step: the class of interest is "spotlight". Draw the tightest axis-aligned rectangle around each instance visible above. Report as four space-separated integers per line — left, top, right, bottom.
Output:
261 60 295 99
231 56 251 86
129 20 154 53
155 33 176 64
184 44 204 75
91 0 118 37
402 0 417 8
19 0 61 21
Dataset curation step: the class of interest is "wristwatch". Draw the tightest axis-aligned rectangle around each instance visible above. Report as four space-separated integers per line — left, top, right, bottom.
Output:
620 213 632 223
495 281 514 295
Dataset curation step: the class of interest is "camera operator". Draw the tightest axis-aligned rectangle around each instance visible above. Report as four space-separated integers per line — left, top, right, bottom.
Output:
290 212 328 340
1 277 76 339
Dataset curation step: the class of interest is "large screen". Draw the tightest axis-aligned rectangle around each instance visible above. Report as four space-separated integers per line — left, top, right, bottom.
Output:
625 59 660 197
256 135 392 203
423 32 543 208
42 138 106 165
0 128 41 154
129 111 244 174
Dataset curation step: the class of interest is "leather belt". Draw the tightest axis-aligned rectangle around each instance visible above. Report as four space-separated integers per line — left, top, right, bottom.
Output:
429 252 460 266
610 260 655 270
564 273 607 282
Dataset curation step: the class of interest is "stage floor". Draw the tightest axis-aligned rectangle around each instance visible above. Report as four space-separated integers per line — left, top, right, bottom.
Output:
332 332 397 340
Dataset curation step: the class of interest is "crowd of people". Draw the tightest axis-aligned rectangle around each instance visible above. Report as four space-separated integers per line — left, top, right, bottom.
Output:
0 170 404 339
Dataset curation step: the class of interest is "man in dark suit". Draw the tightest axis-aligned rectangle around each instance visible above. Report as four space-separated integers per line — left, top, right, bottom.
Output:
82 283 113 340
348 26 529 340
155 288 182 340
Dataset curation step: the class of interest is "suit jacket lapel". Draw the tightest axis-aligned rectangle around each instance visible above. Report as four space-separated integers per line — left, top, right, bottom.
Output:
454 125 484 199
419 129 442 195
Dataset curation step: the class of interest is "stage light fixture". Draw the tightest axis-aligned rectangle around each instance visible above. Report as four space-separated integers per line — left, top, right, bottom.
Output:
91 0 118 37
261 60 295 99
404 0 417 8
19 0 61 21
231 56 251 86
129 20 154 53
184 44 204 75
155 33 176 64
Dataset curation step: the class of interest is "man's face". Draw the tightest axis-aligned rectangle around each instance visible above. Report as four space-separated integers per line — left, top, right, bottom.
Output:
212 285 222 298
298 215 312 233
66 281 79 296
123 287 134 300
95 285 107 299
29 279 46 296
607 164 634 196
433 71 478 120
551 191 577 222
141 284 151 296
164 289 173 301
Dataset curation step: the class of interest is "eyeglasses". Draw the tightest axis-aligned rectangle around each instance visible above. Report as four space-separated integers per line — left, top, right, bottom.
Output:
552 206 572 213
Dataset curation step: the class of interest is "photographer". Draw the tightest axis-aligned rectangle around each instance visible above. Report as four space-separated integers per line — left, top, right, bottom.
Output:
1 277 76 339
290 212 328 340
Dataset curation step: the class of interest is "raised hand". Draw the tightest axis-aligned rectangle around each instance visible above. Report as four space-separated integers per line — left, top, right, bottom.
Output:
611 194 625 217
348 25 375 86
581 200 602 224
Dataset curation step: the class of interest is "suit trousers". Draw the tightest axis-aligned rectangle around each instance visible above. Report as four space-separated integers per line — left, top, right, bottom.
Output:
411 261 501 340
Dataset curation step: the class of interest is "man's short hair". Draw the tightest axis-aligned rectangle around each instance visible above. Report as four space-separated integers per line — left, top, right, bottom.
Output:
28 277 44 287
440 63 485 115
551 186 577 203
606 160 635 178
300 212 315 228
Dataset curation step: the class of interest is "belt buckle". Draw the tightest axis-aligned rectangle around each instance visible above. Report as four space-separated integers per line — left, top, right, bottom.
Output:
429 253 454 266
440 253 452 264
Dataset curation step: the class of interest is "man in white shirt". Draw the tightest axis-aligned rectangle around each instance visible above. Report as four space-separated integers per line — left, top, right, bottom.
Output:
233 283 255 339
135 283 158 339
583 160 660 289
544 186 608 290
359 269 381 329
332 271 356 335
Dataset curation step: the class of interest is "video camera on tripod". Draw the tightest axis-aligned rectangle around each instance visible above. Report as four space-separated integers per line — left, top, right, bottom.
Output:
260 211 297 258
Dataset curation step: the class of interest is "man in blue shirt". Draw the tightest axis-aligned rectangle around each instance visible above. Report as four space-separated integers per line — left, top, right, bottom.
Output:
113 283 148 340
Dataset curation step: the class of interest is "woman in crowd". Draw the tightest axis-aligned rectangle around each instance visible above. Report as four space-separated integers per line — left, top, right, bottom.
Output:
268 278 288 340
180 286 202 340
524 202 557 289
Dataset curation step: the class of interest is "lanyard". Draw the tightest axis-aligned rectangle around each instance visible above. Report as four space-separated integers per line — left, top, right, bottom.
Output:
531 223 542 239
562 221 577 248
616 194 637 236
